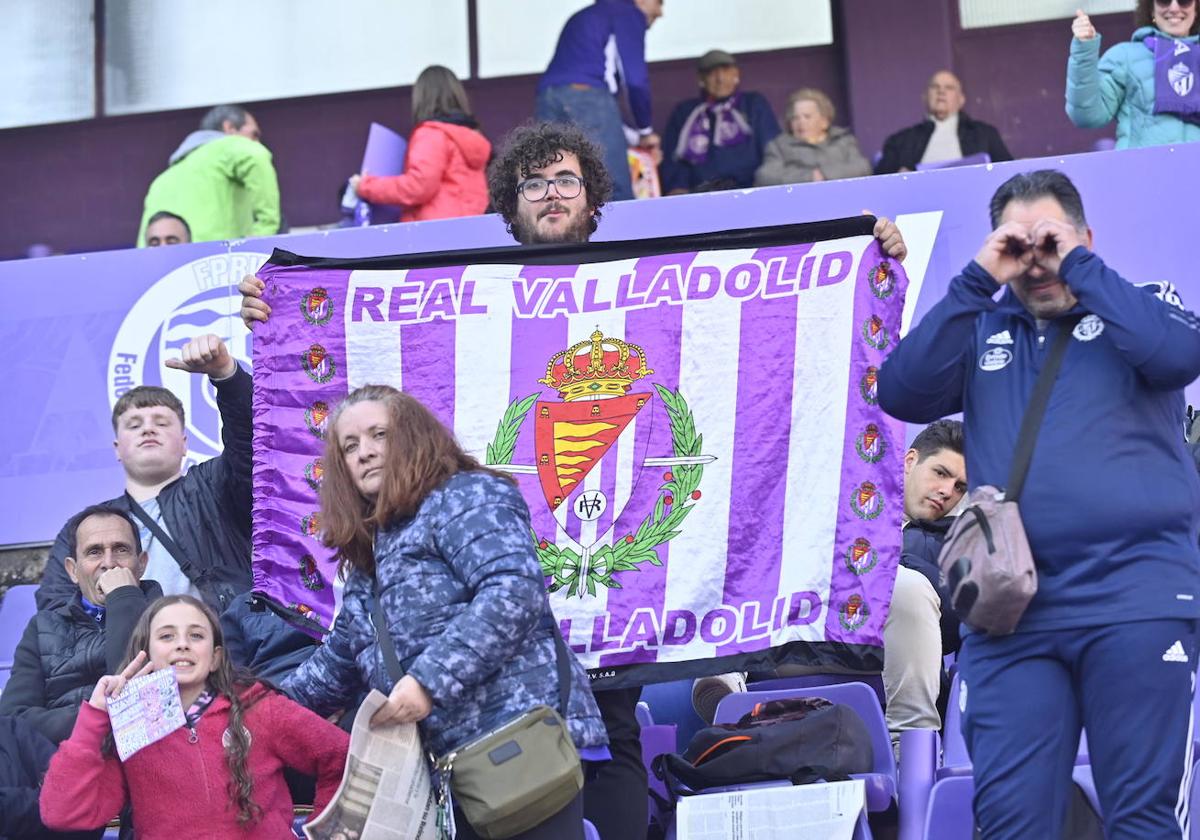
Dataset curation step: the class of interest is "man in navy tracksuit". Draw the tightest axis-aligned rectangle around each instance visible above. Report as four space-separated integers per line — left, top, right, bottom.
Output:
878 169 1200 839
536 0 664 202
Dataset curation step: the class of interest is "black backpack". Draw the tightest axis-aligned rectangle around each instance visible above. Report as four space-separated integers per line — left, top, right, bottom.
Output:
652 696 874 795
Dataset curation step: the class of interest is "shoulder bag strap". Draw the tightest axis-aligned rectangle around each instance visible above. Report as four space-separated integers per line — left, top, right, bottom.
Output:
124 492 196 576
1006 316 1081 502
372 581 405 684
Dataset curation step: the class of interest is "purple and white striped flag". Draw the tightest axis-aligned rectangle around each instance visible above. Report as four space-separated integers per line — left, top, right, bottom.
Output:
252 220 906 685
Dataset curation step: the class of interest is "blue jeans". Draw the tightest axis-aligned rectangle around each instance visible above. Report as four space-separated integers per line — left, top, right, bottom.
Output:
960 619 1197 839
535 85 634 202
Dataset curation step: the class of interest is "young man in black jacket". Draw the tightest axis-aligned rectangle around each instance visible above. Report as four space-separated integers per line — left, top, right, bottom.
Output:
37 335 252 614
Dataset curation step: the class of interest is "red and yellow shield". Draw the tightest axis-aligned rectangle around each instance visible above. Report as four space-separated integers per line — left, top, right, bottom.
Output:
534 393 650 510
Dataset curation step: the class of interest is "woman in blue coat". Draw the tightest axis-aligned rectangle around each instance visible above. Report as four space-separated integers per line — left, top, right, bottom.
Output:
1066 0 1200 147
283 385 607 840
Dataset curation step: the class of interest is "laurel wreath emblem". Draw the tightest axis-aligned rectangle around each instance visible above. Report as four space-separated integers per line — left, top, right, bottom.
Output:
485 385 705 598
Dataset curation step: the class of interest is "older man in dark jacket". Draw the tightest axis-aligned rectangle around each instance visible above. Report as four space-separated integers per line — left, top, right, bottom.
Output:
875 70 1011 174
0 506 160 744
37 335 251 614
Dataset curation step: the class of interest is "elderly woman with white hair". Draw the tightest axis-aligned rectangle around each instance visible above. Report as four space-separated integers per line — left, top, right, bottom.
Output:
754 88 872 186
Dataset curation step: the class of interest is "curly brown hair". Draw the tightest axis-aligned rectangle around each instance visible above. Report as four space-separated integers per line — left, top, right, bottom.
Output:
121 596 268 825
486 121 613 240
1135 0 1200 33
320 385 513 576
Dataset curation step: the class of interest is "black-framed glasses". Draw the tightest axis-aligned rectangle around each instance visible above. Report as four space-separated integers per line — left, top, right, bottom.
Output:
1155 0 1195 9
517 175 586 202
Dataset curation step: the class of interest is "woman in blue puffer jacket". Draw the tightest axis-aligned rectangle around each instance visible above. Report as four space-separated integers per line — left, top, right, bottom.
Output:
282 384 607 840
1066 0 1200 147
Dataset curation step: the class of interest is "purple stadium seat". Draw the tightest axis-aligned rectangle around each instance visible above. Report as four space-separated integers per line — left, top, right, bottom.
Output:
583 818 601 839
923 776 974 840
899 729 939 840
641 721 678 829
714 682 897 812
0 585 38 691
748 673 887 707
640 679 708 753
635 700 654 728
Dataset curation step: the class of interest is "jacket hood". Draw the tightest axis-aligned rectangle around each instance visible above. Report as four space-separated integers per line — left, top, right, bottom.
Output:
168 130 226 165
1132 25 1200 43
423 121 492 170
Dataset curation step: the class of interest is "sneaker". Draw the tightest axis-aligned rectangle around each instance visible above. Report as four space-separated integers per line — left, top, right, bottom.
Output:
691 672 748 723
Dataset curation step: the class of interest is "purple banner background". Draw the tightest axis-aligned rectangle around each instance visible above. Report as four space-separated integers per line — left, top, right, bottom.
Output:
3 145 1199 547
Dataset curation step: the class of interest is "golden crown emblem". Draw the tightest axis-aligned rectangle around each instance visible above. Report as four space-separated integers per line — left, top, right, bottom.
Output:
538 329 653 401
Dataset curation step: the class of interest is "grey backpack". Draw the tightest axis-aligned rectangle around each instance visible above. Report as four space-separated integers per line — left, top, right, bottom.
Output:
938 317 1078 635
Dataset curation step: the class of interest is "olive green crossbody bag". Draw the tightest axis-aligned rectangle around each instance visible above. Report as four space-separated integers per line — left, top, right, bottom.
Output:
373 592 583 839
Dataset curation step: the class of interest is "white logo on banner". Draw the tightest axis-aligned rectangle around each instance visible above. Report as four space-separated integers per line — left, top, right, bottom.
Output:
109 252 267 466
1072 314 1105 342
1170 61 1195 97
574 491 608 522
1176 39 1191 57
979 347 1012 371
986 330 1013 345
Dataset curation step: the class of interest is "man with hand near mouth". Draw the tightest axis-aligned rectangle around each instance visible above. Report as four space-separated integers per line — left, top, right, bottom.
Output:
879 169 1200 838
0 506 161 744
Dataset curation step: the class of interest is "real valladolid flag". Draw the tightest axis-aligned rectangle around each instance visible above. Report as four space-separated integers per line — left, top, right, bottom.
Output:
250 219 906 688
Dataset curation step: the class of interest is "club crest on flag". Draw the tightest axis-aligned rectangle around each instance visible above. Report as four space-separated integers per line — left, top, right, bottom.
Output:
300 287 334 326
299 554 325 591
850 481 883 520
304 458 324 492
485 329 714 598
845 537 879 574
862 315 890 350
301 343 336 384
855 423 886 463
300 511 321 538
304 400 330 439
839 594 870 631
869 261 896 300
859 366 879 405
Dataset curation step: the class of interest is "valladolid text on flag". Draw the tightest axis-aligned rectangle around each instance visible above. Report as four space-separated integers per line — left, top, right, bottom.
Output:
251 218 906 688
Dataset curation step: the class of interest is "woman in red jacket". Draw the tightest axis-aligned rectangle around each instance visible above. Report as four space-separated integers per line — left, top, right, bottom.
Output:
352 65 491 222
40 596 348 839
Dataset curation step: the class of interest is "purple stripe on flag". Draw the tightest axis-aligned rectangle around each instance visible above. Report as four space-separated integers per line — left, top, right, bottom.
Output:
507 265 577 550
251 264 353 630
596 251 693 667
716 245 812 656
823 241 906 647
396 266 468 431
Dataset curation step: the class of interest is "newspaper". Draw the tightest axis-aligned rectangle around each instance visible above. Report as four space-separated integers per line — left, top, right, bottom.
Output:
107 667 185 761
676 780 866 840
304 690 439 840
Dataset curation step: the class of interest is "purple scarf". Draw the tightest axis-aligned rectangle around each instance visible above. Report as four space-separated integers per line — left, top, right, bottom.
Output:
1146 35 1200 125
675 93 754 165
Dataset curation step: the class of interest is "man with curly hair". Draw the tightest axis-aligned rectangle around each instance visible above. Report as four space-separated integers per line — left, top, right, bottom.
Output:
487 121 614 246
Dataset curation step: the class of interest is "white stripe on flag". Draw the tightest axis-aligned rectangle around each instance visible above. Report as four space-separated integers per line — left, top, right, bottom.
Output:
893 211 944 338
345 269 406 390
657 249 753 663
777 238 867 643
454 264 519 460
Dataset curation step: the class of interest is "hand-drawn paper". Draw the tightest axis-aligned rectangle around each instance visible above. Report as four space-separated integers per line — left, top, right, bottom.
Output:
106 667 185 761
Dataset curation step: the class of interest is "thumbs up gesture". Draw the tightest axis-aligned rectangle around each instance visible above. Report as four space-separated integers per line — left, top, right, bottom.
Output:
1072 9 1097 41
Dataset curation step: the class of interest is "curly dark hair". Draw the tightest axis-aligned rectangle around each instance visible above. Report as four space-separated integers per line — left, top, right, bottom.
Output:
1135 0 1200 33
487 121 613 239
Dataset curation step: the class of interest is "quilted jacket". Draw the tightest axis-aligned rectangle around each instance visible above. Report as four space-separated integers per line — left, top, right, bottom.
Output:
283 470 607 756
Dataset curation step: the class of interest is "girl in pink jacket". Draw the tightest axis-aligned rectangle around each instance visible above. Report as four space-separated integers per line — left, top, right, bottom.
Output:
41 595 348 839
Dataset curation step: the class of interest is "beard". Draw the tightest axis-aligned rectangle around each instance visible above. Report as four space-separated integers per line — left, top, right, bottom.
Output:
512 202 592 245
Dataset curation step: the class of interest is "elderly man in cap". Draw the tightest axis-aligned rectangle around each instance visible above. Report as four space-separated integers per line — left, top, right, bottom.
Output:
660 49 780 194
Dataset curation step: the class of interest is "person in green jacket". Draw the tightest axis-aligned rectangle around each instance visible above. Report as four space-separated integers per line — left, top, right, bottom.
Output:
137 105 281 246
1067 1 1200 149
